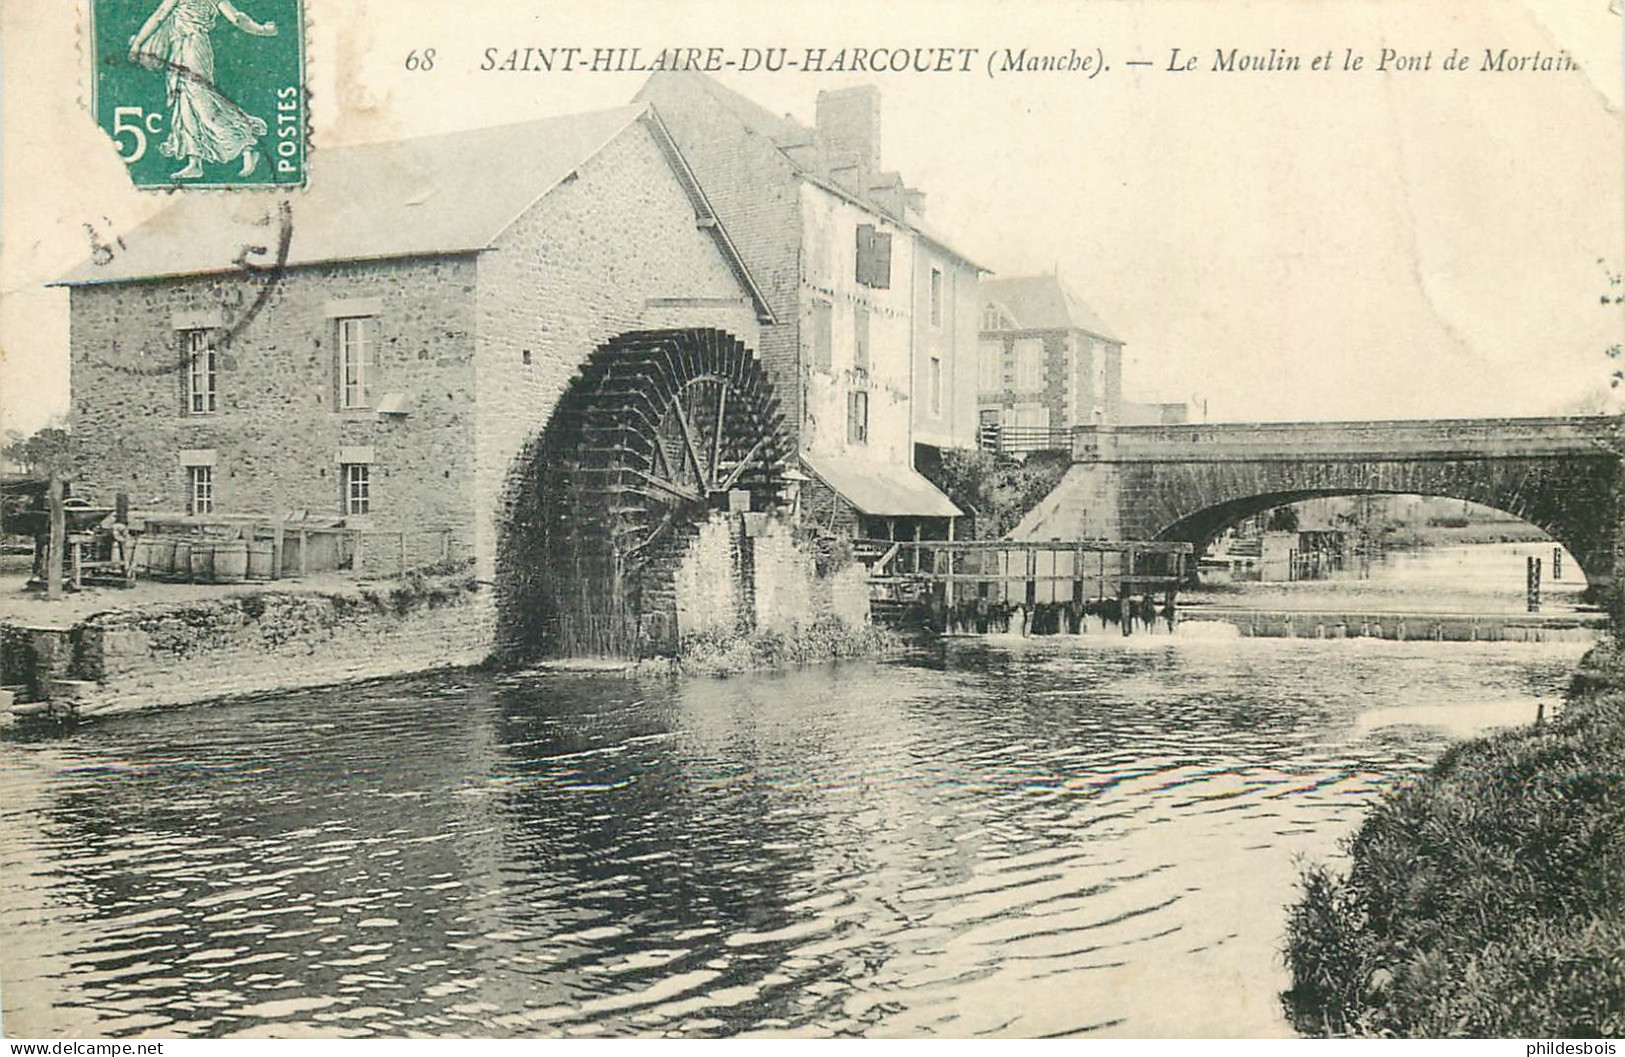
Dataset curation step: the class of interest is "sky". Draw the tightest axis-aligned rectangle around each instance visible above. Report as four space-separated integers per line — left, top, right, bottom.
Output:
2 0 1622 436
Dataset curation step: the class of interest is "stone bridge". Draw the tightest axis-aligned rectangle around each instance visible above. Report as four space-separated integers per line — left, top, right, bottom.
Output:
1013 416 1625 596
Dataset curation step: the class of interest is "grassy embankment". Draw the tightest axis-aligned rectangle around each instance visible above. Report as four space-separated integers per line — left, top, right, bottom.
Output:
1283 644 1625 1037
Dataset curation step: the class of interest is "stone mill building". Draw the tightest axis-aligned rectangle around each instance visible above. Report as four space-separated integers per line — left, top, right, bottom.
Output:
55 80 998 659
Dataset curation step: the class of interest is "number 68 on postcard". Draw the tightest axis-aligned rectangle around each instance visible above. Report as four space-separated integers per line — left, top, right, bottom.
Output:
91 0 306 188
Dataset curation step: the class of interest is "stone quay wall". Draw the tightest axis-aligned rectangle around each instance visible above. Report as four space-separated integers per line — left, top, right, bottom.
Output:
1 573 493 722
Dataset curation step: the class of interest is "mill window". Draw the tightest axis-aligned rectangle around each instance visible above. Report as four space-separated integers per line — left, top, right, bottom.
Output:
343 463 371 516
337 316 375 410
188 464 213 515
184 329 217 414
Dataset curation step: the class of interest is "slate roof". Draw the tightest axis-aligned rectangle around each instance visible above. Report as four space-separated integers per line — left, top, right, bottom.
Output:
981 275 1122 343
635 72 987 272
60 105 654 285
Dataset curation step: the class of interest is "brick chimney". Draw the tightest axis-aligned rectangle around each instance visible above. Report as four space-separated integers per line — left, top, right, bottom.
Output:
816 85 881 179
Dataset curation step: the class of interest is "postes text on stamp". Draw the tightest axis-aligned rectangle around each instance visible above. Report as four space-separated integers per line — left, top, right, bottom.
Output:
91 0 306 188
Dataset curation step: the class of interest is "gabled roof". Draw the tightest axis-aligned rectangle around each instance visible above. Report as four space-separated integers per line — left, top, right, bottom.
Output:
635 71 988 273
980 275 1122 343
60 105 646 284
57 104 775 322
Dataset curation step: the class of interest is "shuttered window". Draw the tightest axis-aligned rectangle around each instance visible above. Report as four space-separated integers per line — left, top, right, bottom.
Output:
1014 338 1045 392
854 305 871 373
848 390 869 445
336 317 376 409
855 224 892 289
978 340 1003 392
808 299 833 371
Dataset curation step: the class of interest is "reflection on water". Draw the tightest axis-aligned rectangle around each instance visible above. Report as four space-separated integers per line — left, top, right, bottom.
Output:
0 635 1587 1038
1197 541 1593 615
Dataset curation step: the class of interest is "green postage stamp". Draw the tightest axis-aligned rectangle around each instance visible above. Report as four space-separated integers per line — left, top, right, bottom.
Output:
91 0 306 188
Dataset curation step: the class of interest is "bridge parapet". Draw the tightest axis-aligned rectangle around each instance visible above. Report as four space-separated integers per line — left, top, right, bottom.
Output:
1073 417 1622 463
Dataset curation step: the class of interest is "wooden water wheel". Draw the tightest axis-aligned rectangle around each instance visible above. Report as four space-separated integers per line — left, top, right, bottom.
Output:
535 329 789 654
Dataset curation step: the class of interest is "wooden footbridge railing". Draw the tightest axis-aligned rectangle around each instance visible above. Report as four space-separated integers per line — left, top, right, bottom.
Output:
860 538 1195 635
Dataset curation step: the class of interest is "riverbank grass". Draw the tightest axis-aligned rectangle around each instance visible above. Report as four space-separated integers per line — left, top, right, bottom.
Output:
1283 647 1625 1036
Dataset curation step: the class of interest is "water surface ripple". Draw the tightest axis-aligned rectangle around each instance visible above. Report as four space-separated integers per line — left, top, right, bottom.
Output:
0 634 1586 1038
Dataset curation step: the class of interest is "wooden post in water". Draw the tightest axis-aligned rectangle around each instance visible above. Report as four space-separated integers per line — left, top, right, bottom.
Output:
1552 546 1563 581
1120 544 1136 636
1527 555 1541 613
944 517 956 611
46 474 65 601
1164 550 1182 630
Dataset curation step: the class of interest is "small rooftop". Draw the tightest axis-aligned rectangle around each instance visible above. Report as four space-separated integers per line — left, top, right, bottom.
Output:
981 274 1122 343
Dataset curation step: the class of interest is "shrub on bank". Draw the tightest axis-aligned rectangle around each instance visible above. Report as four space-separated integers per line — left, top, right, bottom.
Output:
1282 668 1625 1037
654 617 901 677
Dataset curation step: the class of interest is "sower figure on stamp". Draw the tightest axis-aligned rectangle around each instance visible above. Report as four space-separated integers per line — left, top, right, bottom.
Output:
128 0 278 179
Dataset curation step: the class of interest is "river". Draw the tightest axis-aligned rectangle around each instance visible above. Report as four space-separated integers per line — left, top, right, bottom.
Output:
0 621 1590 1038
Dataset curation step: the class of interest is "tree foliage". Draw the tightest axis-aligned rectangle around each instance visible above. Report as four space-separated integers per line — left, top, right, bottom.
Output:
924 447 1071 539
2 425 74 477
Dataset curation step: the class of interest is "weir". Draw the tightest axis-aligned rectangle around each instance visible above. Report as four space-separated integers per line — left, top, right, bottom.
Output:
864 537 1194 635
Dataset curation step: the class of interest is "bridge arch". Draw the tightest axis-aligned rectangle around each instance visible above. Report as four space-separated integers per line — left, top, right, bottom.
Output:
1118 455 1618 589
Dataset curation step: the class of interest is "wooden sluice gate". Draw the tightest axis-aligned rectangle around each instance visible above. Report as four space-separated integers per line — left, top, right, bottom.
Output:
862 538 1195 636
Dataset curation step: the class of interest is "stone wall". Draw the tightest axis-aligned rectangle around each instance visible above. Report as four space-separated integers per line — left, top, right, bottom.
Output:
0 575 493 720
669 512 870 645
674 516 745 640
636 74 807 449
474 116 764 584
67 256 479 548
978 328 1118 434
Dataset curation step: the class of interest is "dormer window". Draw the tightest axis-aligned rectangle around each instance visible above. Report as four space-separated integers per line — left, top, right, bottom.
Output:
982 304 1016 331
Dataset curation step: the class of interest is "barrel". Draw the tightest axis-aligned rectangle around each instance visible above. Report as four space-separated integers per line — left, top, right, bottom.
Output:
189 541 216 583
213 540 248 583
133 537 156 574
173 539 194 582
152 537 178 579
246 540 274 581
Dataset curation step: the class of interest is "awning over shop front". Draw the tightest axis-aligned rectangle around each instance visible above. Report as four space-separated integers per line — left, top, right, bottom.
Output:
801 454 963 519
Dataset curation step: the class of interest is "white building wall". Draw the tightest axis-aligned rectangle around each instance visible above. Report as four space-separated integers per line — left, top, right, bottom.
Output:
797 184 915 468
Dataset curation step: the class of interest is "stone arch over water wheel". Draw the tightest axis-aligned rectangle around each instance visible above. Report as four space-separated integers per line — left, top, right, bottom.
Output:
518 329 790 658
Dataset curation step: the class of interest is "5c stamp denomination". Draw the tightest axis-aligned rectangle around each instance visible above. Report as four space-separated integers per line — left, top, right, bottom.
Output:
91 0 307 188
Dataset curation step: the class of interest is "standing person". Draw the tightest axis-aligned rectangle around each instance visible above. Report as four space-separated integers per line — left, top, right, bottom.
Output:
128 0 278 179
